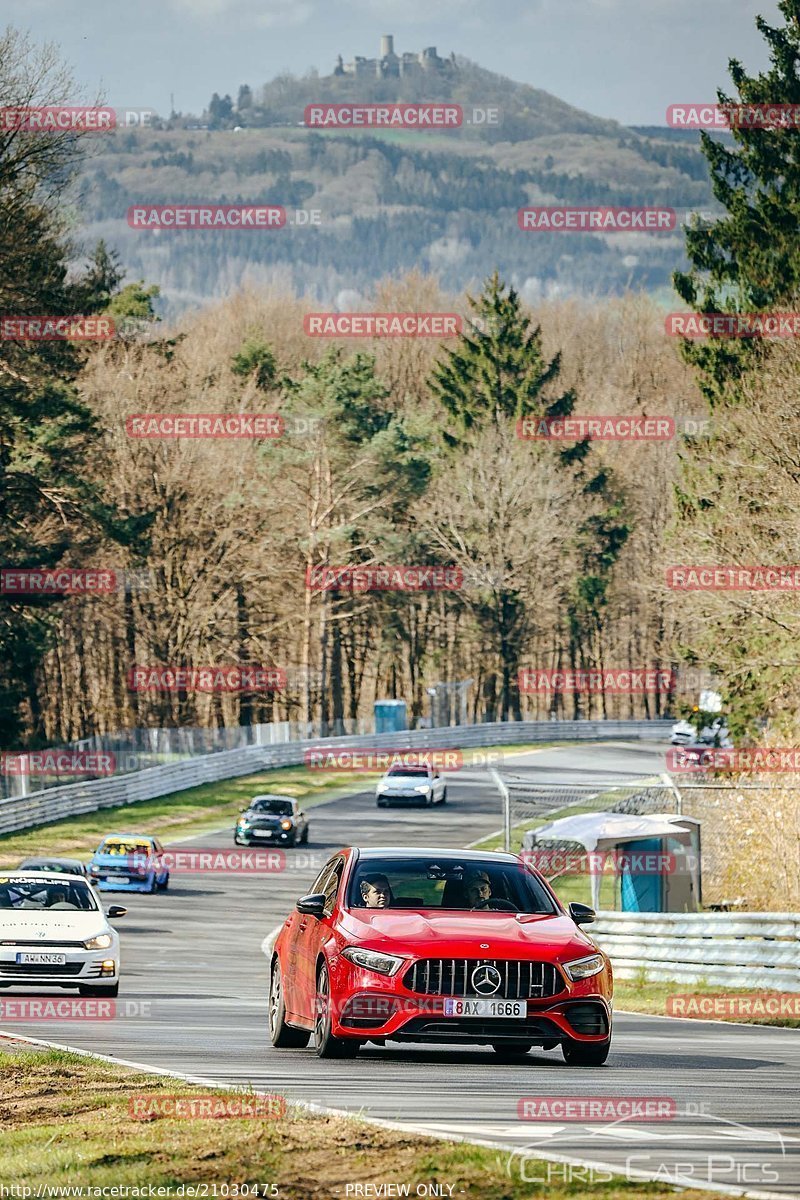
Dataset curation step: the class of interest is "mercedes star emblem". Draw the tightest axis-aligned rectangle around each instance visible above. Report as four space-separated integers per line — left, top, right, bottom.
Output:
471 963 502 996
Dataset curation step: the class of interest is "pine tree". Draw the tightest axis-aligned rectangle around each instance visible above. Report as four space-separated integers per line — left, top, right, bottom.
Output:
673 0 800 403
430 271 582 455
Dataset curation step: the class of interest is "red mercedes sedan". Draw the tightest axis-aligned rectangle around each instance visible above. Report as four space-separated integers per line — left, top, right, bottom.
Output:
269 847 613 1065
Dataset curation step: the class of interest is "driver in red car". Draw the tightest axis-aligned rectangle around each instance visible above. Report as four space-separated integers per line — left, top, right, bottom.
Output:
360 874 393 908
465 869 492 907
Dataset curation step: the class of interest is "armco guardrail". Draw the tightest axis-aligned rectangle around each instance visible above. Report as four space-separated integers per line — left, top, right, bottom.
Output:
0 718 671 837
593 911 800 992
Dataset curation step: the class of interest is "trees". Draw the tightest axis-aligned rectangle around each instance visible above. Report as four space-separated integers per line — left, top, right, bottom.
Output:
673 0 800 404
670 0 800 737
0 32 143 745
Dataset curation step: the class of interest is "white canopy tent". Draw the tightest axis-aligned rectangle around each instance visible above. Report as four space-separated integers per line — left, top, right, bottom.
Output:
525 810 701 911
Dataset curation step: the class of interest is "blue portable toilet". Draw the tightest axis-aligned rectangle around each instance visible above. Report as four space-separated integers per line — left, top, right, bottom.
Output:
374 700 407 734
619 837 664 912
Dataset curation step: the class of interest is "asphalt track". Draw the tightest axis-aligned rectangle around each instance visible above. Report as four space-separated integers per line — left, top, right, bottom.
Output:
2 741 799 1198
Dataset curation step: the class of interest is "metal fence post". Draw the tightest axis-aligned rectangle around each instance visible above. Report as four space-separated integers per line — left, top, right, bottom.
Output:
489 767 511 852
661 771 683 815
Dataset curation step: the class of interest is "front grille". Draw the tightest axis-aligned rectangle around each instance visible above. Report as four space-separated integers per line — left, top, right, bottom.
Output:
564 1002 608 1036
403 958 564 999
0 940 86 948
0 962 85 976
393 1016 563 1042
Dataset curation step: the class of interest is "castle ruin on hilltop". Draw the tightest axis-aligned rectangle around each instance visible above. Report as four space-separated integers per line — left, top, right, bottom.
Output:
334 35 457 79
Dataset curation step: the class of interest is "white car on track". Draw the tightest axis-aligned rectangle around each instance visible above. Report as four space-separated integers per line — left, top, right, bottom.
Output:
375 763 447 807
0 871 126 997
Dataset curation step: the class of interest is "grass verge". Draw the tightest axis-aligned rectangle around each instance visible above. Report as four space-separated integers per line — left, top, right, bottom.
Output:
613 977 800 1027
0 1044 713 1200
0 741 562 868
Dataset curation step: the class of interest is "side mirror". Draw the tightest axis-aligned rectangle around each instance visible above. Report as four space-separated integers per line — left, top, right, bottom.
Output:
296 892 326 917
569 902 595 926
107 905 128 919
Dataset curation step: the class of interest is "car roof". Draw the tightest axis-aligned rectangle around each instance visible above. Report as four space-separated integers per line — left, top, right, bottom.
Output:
98 833 156 840
0 871 91 884
352 847 519 863
249 794 294 803
19 857 84 867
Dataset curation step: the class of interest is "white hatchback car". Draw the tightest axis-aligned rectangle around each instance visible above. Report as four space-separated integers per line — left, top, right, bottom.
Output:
0 871 126 996
375 763 447 807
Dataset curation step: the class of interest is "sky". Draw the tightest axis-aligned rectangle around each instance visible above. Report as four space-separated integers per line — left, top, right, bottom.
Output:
9 0 783 125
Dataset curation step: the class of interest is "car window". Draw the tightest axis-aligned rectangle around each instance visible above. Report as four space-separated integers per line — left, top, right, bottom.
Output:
99 838 152 856
322 859 344 913
0 878 99 911
347 857 556 914
310 858 336 895
387 766 429 777
251 798 293 816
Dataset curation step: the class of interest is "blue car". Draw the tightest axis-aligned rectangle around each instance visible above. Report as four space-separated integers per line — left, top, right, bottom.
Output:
89 833 170 893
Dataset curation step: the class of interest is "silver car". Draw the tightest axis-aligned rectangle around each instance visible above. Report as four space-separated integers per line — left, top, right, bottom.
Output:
375 764 447 808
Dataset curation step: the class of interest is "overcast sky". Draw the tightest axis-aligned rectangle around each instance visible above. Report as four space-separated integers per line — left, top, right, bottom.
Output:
12 0 782 125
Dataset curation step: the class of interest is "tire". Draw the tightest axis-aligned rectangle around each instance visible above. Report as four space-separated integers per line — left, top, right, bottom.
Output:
269 959 310 1048
376 799 387 808
158 875 169 891
491 1042 533 1059
300 826 309 845
313 961 359 1058
145 874 156 893
440 789 447 804
562 1037 611 1066
234 834 244 846
79 982 119 997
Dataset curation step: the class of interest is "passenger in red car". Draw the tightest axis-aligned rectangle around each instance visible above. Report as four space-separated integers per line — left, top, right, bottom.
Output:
360 874 393 908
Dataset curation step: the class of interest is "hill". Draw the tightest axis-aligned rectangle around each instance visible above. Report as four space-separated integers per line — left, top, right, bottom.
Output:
74 55 716 315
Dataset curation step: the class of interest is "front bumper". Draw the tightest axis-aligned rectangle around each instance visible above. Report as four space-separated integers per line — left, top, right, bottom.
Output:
0 949 119 989
236 826 296 843
376 792 431 805
92 873 156 891
326 958 612 1044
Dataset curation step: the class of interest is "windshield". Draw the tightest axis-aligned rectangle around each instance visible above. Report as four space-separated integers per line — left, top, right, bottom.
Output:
250 799 293 815
98 839 153 856
387 766 430 778
19 860 83 874
0 878 99 912
347 857 557 914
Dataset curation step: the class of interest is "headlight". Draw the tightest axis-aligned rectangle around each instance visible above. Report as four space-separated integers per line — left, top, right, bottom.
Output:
280 819 293 830
89 864 99 873
413 784 431 794
376 782 389 793
341 947 407 976
84 933 113 950
563 953 605 981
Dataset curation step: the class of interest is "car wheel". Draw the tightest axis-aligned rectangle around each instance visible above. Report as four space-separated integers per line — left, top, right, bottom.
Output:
79 982 119 997
234 834 244 846
145 874 156 893
158 875 169 891
314 962 359 1058
562 1037 611 1066
376 799 387 807
491 1042 533 1059
269 959 310 1048
300 826 309 845
440 788 447 804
